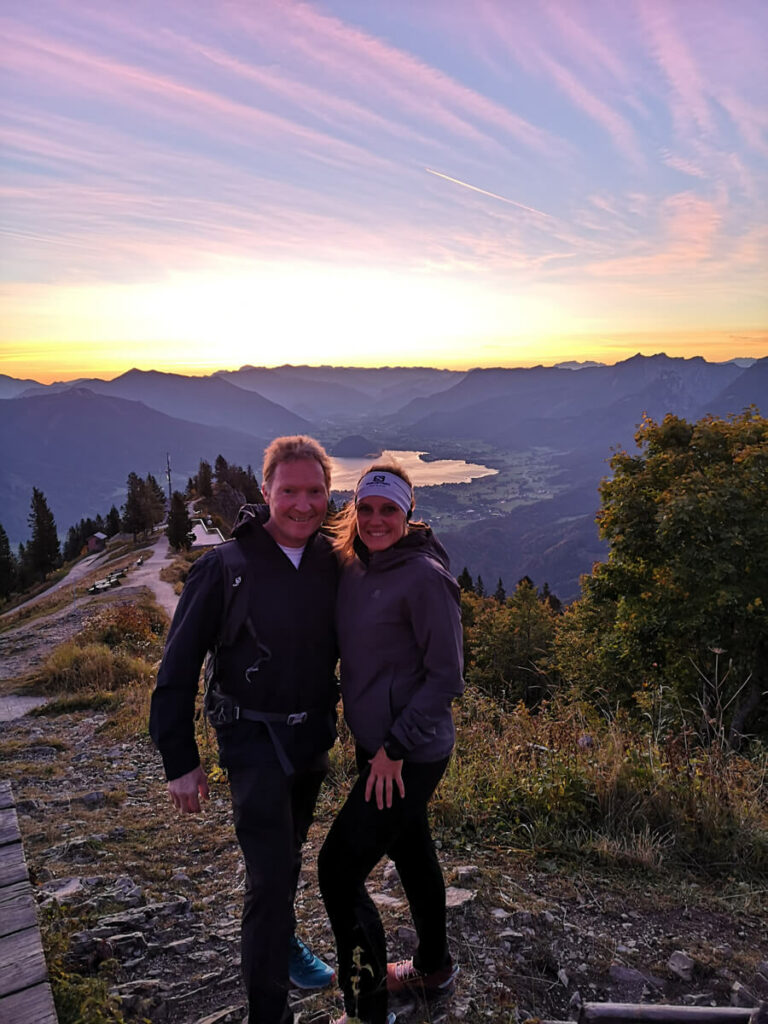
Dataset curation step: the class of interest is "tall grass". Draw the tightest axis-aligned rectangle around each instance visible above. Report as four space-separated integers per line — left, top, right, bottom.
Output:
37 643 151 693
432 691 768 876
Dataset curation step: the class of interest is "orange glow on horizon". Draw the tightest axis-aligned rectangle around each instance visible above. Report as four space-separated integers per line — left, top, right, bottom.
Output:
3 328 766 385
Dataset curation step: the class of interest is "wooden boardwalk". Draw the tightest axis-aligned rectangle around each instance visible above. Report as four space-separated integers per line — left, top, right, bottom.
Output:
0 780 58 1023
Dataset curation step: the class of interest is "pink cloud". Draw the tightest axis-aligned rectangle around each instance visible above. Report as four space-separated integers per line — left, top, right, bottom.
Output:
221 0 563 159
583 193 723 278
470 0 643 167
635 0 715 139
0 21 396 175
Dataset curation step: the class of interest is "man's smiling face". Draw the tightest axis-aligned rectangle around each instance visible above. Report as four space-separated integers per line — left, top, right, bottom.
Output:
262 457 328 548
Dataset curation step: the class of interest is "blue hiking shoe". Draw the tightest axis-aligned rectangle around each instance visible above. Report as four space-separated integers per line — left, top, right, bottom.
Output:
289 934 336 990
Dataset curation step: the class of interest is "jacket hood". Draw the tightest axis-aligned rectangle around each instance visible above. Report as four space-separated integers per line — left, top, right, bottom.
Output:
231 503 270 537
356 522 451 572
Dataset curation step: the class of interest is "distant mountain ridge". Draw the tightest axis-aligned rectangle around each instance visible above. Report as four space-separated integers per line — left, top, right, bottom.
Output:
0 388 271 546
2 354 765 599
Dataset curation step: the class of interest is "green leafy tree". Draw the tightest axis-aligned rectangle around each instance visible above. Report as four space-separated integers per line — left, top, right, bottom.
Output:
463 579 557 706
555 410 768 743
0 523 16 599
167 491 194 551
457 566 474 592
26 487 61 580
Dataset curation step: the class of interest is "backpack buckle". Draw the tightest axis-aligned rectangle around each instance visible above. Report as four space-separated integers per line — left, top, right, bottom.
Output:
286 712 307 726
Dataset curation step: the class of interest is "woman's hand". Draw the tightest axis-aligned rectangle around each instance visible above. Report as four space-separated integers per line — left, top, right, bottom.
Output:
365 746 405 810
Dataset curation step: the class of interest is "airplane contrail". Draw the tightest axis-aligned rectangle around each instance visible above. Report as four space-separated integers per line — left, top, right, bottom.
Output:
425 167 553 219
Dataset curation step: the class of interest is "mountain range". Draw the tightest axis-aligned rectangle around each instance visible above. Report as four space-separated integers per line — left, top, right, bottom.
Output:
2 354 764 601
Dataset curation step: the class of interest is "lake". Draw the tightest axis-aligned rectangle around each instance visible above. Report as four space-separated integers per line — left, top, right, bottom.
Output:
330 449 497 491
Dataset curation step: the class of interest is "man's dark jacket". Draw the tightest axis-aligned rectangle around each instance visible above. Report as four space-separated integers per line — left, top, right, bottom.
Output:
149 505 339 781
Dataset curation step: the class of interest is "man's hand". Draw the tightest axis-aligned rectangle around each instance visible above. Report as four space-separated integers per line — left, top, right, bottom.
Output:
167 765 209 814
365 746 405 810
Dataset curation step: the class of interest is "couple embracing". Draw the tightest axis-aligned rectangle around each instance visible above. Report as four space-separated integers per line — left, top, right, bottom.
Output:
149 435 465 1024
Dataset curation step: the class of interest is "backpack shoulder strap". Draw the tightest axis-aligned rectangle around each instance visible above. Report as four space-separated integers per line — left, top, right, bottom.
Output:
211 538 255 648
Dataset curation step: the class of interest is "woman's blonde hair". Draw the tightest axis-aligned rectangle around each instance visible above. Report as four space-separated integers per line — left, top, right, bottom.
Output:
333 460 416 561
262 435 332 492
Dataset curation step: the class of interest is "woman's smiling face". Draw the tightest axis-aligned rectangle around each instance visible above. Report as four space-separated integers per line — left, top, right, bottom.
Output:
355 495 407 552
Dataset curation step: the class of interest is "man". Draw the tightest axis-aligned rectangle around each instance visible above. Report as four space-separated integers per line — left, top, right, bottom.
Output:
150 435 339 1024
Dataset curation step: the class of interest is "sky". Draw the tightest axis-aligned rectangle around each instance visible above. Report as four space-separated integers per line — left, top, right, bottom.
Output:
1 0 767 383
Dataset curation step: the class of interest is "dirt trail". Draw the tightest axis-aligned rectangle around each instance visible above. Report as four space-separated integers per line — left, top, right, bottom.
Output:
0 533 180 716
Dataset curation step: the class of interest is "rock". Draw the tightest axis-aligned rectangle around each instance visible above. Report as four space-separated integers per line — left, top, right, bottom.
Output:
491 907 510 920
455 865 480 882
610 965 648 985
110 932 148 958
668 950 695 982
558 968 570 987
731 981 756 1008
165 937 196 954
194 1008 243 1024
40 876 86 903
540 910 556 927
445 886 476 908
383 861 400 885
371 892 405 910
67 930 113 967
73 790 107 809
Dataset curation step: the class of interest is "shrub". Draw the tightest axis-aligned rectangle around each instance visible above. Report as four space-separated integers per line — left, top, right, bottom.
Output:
77 599 168 660
431 689 768 875
38 643 151 693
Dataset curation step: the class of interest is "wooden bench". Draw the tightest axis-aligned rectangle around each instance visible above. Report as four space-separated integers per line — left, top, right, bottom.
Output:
0 780 58 1023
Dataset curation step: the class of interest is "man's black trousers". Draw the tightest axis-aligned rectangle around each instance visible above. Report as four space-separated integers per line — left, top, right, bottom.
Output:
318 747 450 1024
228 744 328 1024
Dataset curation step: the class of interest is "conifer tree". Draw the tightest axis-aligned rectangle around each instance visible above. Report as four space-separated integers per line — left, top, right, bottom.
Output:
493 577 506 603
197 460 213 498
457 566 475 592
122 472 146 540
26 488 61 580
145 473 166 525
476 574 486 597
0 523 16 599
105 506 121 537
167 491 194 551
214 453 230 484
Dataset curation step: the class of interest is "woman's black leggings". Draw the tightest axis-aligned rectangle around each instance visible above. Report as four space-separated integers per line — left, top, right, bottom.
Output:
318 747 450 1024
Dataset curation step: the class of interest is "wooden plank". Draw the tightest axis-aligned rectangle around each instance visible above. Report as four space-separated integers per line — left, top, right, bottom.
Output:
0 841 28 888
0 981 58 1024
0 926 48 994
0 781 13 809
582 1004 756 1023
0 881 38 938
0 806 20 846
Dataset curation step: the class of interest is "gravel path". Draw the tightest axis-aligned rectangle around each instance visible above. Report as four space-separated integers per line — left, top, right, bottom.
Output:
0 532 181 717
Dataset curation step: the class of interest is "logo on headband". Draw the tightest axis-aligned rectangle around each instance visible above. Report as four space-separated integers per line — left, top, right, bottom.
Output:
373 475 388 484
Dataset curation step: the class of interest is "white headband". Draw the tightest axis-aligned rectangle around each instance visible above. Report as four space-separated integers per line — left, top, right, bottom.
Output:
355 471 413 516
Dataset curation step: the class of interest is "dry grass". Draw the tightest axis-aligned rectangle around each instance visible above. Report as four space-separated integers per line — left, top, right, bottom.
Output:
433 691 768 876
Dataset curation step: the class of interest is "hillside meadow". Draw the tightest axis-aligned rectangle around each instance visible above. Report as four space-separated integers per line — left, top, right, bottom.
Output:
1 585 766 1023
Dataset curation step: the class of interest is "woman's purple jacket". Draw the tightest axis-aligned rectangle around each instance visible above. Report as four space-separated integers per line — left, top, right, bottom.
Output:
337 525 465 763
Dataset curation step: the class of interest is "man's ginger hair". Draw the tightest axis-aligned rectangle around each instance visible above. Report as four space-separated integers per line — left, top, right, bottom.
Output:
262 435 333 493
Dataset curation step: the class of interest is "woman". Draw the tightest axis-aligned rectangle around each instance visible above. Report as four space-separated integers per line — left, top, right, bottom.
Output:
318 462 464 1024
